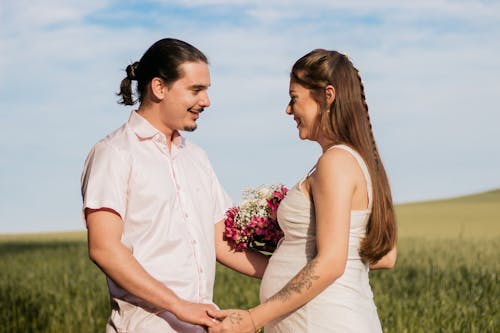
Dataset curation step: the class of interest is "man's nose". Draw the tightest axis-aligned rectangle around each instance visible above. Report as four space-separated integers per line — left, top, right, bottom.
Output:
200 91 210 108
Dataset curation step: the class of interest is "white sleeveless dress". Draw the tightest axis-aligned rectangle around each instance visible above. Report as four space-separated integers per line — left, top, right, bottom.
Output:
260 145 382 332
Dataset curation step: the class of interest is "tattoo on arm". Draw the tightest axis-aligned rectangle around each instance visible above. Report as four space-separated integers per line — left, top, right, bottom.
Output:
268 259 320 303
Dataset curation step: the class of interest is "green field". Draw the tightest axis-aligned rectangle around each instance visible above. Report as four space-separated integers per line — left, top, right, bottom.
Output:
1 189 499 332
396 189 500 239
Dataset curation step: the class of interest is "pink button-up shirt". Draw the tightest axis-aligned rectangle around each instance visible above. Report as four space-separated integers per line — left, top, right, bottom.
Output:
81 111 231 331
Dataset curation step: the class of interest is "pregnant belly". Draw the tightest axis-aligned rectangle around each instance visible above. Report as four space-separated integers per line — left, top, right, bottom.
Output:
259 253 308 302
260 253 373 302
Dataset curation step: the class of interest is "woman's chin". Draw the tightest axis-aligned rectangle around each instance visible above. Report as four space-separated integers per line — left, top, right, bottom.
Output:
297 128 308 140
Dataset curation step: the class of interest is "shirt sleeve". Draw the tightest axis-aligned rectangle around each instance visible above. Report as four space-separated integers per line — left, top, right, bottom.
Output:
80 141 131 224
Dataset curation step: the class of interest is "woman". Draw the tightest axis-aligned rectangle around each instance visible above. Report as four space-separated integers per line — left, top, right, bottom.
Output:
209 49 397 332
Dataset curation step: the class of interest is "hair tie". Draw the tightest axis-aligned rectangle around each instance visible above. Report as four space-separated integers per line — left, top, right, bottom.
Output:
126 61 139 80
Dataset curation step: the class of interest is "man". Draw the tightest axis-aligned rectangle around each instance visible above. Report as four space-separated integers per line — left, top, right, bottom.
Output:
81 38 267 332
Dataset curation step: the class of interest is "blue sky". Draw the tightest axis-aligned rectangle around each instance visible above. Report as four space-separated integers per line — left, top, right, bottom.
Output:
1 0 499 233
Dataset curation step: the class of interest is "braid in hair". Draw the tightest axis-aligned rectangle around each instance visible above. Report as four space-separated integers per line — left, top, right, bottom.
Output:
117 61 139 106
353 64 379 170
352 61 396 263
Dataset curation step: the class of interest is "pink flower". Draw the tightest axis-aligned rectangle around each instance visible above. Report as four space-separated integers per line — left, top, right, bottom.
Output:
223 184 288 253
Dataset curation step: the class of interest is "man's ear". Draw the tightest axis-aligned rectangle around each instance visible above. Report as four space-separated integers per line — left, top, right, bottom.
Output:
325 85 336 106
150 77 166 100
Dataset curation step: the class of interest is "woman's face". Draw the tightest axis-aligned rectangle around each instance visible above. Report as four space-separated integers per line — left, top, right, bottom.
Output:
286 80 320 141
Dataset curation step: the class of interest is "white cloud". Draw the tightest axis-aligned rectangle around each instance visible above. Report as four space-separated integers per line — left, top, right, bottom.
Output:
160 0 500 23
1 0 109 30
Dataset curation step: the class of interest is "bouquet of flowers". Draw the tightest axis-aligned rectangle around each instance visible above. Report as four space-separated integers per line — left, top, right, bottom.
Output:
224 183 288 254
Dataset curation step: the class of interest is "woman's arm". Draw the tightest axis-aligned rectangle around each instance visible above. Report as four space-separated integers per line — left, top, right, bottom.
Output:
214 220 270 278
209 149 359 332
370 245 397 269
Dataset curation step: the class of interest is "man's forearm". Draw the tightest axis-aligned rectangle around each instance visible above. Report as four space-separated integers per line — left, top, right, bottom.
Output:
214 220 269 278
90 241 182 311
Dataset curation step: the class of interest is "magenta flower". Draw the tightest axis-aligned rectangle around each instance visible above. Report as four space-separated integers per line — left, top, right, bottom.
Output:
223 184 288 254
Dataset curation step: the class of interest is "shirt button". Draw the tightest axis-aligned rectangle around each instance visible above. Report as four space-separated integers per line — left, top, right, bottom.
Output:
184 213 189 218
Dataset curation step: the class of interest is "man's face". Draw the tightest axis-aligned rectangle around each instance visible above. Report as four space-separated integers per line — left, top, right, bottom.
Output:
160 61 211 132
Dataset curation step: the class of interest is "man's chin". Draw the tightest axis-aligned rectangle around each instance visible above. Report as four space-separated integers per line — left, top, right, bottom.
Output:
183 124 197 132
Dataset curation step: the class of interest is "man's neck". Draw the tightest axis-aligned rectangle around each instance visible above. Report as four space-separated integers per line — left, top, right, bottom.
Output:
136 107 178 149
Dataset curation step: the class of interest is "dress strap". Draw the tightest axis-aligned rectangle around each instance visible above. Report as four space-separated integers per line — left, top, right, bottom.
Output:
306 164 317 177
327 144 373 210
298 164 316 188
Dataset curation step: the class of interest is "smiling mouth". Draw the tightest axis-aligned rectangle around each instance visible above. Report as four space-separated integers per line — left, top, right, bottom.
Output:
188 107 204 115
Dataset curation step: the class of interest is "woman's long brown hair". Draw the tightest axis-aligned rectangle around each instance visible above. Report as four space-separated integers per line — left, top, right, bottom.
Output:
291 49 396 264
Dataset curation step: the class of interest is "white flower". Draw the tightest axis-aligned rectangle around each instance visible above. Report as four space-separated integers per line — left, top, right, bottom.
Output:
258 187 273 198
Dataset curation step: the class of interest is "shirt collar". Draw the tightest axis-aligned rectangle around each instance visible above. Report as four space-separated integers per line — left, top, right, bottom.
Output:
127 110 186 148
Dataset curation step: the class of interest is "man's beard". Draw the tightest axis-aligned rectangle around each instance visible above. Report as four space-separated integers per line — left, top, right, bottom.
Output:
184 124 197 132
185 107 202 132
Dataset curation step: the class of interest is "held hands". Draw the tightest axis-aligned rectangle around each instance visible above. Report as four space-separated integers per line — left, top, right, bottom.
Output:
171 299 219 328
207 309 257 333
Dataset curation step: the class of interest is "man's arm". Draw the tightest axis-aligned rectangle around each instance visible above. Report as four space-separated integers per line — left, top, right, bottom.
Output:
86 209 217 328
214 220 269 279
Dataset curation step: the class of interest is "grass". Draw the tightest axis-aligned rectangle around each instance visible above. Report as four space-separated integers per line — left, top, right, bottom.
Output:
371 238 498 332
395 189 500 239
0 240 108 332
0 231 86 242
1 189 499 332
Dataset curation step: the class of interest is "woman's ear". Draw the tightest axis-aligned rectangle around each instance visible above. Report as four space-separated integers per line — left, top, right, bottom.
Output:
325 85 336 106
